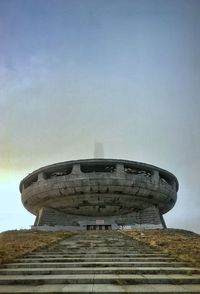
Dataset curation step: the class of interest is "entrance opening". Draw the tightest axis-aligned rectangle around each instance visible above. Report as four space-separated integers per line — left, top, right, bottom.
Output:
86 225 111 230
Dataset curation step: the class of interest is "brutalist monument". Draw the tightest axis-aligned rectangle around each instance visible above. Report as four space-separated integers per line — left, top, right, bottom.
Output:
20 159 178 230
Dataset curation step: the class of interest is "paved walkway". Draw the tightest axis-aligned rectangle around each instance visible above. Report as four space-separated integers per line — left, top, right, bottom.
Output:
0 230 199 293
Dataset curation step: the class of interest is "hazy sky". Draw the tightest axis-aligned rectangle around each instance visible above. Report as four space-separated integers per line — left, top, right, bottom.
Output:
0 0 200 233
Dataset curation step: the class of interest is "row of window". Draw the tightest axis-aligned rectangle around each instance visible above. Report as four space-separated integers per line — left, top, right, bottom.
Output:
23 163 174 190
45 164 153 177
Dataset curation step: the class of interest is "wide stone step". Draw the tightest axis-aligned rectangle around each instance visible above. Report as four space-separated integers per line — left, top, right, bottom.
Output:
1 284 200 293
0 267 199 275
1 261 187 268
1 274 200 285
28 252 169 257
46 248 159 253
14 257 176 262
1 231 199 293
44 242 157 245
40 250 158 254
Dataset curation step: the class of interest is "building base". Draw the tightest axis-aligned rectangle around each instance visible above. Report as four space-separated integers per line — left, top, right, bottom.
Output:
33 205 165 231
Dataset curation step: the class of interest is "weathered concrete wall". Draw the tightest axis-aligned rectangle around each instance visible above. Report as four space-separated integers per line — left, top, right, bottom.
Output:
36 205 164 229
20 159 178 229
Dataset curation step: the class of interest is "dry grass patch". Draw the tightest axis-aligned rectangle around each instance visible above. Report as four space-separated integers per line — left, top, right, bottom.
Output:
0 230 76 264
122 229 200 268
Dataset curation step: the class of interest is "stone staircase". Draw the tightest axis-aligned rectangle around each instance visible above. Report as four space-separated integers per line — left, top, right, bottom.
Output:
0 230 200 293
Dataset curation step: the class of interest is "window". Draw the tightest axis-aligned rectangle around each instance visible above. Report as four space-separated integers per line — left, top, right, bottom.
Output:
80 164 116 173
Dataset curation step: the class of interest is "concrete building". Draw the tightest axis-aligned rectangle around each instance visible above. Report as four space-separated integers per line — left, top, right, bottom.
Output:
20 159 179 230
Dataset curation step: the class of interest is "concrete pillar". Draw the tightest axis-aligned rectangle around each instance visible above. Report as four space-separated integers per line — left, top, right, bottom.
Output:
34 214 39 226
172 180 177 191
35 207 44 226
71 164 82 175
38 172 45 181
116 164 124 175
152 170 160 185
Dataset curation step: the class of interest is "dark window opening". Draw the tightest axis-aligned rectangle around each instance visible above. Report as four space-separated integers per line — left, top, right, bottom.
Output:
160 173 173 187
86 225 112 230
113 190 123 194
46 165 73 179
24 175 38 189
105 225 111 230
124 165 151 177
148 195 153 199
138 170 152 177
80 164 116 173
124 165 138 174
82 200 90 206
99 204 106 208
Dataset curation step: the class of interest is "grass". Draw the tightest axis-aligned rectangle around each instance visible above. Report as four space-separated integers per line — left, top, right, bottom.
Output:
1 227 199 269
0 229 76 264
122 228 200 268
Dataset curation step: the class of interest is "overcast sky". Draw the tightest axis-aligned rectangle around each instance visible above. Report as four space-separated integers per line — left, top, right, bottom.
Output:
0 0 200 233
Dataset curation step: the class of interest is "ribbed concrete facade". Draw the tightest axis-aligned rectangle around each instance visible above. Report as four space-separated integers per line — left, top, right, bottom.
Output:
20 159 179 230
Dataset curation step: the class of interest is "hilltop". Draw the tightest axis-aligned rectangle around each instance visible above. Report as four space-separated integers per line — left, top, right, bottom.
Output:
0 228 199 268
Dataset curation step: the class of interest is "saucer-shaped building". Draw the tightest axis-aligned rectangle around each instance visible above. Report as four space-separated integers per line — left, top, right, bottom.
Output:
20 159 178 230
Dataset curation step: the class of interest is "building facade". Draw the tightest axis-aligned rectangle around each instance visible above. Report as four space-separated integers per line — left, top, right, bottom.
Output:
20 159 178 230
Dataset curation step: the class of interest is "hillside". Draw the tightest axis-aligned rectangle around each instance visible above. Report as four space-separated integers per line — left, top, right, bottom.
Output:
122 229 200 268
0 230 75 264
0 228 199 269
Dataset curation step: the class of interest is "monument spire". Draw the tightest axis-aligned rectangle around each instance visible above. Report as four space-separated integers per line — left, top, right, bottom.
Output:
94 141 104 158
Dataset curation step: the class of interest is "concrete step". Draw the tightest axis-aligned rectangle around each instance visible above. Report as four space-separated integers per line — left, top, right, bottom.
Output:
46 248 159 252
39 250 159 254
1 261 188 268
0 267 199 275
28 253 169 257
1 284 200 293
0 230 199 293
1 274 200 285
14 257 176 262
53 247 154 249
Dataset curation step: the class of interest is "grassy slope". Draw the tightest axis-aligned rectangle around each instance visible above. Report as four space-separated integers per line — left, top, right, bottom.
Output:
0 230 75 264
122 229 200 268
1 228 199 268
